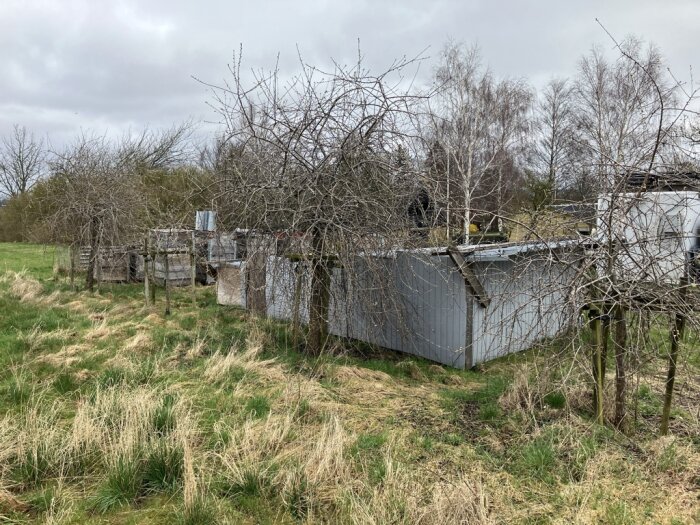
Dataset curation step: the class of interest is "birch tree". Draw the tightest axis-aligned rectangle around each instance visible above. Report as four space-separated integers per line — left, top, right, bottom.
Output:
427 42 532 240
531 78 576 204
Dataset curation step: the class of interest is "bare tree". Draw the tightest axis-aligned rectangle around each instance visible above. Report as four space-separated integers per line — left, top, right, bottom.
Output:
483 78 532 230
571 34 700 430
37 125 194 291
204 49 425 355
425 42 532 240
0 125 46 198
117 122 195 171
530 78 576 204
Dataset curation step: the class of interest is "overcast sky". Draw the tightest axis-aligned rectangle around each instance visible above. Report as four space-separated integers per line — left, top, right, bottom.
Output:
2 0 698 149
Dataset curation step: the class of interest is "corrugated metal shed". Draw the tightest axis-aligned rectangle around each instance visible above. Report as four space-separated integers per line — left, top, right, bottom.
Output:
195 210 217 232
229 240 581 368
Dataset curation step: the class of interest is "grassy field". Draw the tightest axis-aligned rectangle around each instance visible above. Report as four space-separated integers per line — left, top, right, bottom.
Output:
0 242 697 524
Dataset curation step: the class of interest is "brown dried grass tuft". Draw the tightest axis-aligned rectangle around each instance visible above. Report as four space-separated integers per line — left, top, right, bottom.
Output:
333 366 393 384
20 327 77 352
64 300 89 313
185 338 207 361
122 332 153 354
203 327 284 384
0 487 30 513
346 454 494 525
6 270 43 302
139 312 166 326
38 344 90 368
419 476 493 525
84 317 113 341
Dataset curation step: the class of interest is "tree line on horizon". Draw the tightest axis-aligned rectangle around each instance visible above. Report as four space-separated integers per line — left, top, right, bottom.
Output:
0 37 696 248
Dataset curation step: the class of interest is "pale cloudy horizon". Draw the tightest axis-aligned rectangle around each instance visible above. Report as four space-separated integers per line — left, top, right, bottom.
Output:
1 0 698 149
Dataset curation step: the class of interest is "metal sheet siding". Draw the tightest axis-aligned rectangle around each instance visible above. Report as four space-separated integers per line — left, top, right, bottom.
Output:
257 249 575 368
263 254 468 367
469 255 575 365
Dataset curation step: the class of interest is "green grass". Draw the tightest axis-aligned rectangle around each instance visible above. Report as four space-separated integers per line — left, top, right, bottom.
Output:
352 432 387 454
0 243 63 280
0 243 698 525
517 438 557 483
91 457 145 513
244 395 271 419
543 391 566 409
25 485 60 514
176 497 219 525
143 443 184 493
153 394 178 435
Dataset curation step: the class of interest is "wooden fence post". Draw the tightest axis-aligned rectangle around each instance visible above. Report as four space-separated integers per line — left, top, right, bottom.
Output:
661 277 687 435
191 231 197 307
144 236 151 306
164 248 171 316
590 307 605 425
291 261 303 349
69 244 76 290
149 242 156 305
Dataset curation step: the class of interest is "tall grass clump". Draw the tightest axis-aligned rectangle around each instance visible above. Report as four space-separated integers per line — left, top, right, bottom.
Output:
6 270 43 302
91 455 144 513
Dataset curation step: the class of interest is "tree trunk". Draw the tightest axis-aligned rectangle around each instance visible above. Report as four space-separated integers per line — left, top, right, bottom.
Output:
69 244 76 290
85 216 99 292
661 279 687 435
660 276 688 436
144 236 151 306
613 303 628 429
307 229 330 356
590 308 605 424
660 311 684 435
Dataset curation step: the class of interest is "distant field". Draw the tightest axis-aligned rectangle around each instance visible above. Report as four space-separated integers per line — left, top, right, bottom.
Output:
0 242 698 524
0 242 62 279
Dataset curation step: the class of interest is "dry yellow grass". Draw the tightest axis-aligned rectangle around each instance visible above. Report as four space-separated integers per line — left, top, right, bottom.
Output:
38 344 90 368
1 254 697 524
4 270 43 302
121 331 153 354
203 329 284 384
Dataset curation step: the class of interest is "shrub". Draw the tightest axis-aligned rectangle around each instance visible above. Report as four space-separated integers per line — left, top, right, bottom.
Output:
245 396 270 419
153 394 177 435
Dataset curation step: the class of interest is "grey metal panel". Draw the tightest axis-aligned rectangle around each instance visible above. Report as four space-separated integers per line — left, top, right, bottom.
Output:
257 249 576 368
262 253 468 368
469 254 575 365
208 233 241 266
195 210 216 232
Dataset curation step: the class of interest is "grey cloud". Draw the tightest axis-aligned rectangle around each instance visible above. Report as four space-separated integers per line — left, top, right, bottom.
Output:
1 0 698 148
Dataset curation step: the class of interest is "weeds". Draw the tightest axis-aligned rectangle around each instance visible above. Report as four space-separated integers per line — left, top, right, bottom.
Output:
91 456 144 513
0 245 698 524
143 442 184 493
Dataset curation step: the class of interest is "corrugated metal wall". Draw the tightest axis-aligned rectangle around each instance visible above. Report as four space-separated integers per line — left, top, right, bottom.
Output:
264 253 468 367
258 250 575 368
469 255 576 365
